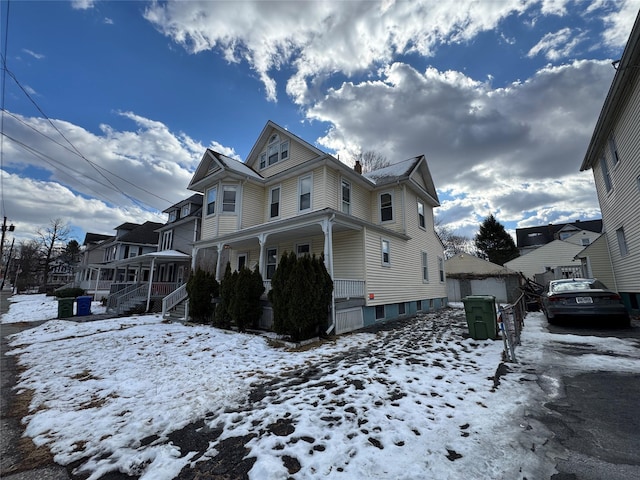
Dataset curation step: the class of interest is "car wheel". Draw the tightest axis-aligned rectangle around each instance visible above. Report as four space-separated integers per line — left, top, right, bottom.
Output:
617 315 631 329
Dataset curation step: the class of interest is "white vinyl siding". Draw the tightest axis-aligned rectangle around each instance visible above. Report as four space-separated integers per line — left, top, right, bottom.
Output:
595 67 640 292
332 230 364 279
256 133 318 176
241 183 263 228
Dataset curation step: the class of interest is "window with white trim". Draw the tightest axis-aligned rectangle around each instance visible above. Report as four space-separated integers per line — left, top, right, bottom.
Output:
417 200 425 229
438 256 445 282
181 204 191 217
270 186 280 219
609 133 620 164
266 248 278 279
206 186 217 215
259 153 266 169
168 210 177 222
260 134 290 169
421 251 429 282
222 185 237 213
380 192 393 222
299 174 312 212
616 227 629 256
296 243 310 257
600 156 612 192
341 179 351 214
161 230 173 251
581 238 591 246
237 253 247 270
381 239 390 266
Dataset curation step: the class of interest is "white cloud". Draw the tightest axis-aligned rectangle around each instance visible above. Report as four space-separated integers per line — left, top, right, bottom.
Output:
306 59 612 237
1 111 237 241
143 0 535 104
70 0 95 10
600 0 640 48
527 27 587 60
22 48 45 60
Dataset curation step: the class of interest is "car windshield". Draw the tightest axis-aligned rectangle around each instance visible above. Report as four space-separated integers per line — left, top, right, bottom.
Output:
551 281 594 293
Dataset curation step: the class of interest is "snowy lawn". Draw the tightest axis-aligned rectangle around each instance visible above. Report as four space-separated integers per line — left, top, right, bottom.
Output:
5 294 553 479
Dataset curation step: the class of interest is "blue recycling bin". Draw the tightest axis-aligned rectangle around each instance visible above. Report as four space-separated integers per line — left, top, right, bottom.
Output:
76 296 92 316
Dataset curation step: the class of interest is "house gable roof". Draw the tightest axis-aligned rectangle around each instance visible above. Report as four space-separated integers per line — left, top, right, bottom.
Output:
82 232 111 246
445 252 518 276
245 120 325 170
188 149 262 191
364 155 440 206
516 219 602 248
581 11 640 171
117 221 163 244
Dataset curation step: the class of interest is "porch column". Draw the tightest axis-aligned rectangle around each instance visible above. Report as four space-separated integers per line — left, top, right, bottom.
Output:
322 215 336 334
215 243 224 281
258 233 268 277
94 267 101 299
191 246 199 270
146 257 156 312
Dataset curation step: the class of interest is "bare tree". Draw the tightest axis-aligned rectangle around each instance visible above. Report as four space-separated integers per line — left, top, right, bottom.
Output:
435 222 476 259
14 240 41 292
354 150 391 173
36 218 71 287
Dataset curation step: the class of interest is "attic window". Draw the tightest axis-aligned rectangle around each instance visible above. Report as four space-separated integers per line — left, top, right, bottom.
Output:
168 210 177 222
181 204 190 217
260 134 290 169
528 232 542 237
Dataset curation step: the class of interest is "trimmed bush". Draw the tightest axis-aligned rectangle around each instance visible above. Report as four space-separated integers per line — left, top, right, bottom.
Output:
54 288 85 299
215 263 235 329
230 265 265 332
186 268 219 324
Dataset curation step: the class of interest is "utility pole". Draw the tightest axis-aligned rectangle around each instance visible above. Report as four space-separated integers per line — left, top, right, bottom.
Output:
1 216 16 266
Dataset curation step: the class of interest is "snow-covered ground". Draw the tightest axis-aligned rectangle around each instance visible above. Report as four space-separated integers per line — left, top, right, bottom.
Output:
4 294 557 479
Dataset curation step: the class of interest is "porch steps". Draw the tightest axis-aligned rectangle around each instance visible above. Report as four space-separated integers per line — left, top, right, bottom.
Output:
164 300 188 322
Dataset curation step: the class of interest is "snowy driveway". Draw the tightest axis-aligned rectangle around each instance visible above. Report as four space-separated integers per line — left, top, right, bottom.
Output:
7 296 553 480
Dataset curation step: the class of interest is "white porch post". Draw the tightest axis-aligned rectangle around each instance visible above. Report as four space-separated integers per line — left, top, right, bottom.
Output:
146 257 156 312
322 215 336 334
191 246 199 270
215 243 223 281
94 267 101 299
258 233 267 277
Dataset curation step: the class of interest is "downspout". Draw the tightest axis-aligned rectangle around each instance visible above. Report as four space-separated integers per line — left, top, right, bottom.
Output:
324 214 336 335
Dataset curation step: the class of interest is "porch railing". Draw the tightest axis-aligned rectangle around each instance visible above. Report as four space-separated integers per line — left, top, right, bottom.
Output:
151 282 181 296
162 283 188 317
261 278 365 299
106 283 143 312
114 284 149 316
334 279 365 299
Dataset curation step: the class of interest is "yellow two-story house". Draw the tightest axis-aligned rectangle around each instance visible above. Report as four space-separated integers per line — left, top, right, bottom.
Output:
188 121 447 334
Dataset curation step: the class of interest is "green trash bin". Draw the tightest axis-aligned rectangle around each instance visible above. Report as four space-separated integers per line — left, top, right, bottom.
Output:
462 295 497 340
58 297 75 319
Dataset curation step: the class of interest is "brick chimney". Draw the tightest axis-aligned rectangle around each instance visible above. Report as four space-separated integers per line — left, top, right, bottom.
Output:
354 160 362 174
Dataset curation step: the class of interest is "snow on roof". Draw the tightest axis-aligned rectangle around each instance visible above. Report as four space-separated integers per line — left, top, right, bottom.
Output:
217 153 263 180
363 156 421 185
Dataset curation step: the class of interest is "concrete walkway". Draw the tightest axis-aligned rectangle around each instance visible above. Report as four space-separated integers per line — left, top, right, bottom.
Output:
1 291 71 479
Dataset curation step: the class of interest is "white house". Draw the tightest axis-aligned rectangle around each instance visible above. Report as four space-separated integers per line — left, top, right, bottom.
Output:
579 11 640 313
187 120 448 334
505 239 589 281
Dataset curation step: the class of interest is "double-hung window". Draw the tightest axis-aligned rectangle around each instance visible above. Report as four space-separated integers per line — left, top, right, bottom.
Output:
168 210 177 222
421 251 429 282
266 248 278 279
381 239 390 266
299 174 312 212
438 257 445 282
609 133 620 164
617 227 629 256
222 185 237 213
380 192 393 222
181 204 191 217
206 186 217 215
161 230 173 251
261 134 290 169
417 200 425 229
270 186 280 218
600 156 612 192
296 243 310 257
341 179 351 214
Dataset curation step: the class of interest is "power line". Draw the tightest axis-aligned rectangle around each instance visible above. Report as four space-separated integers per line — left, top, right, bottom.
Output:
1 0 12 217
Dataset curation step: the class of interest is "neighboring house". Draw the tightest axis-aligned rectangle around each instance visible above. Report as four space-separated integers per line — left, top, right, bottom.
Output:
516 219 602 256
580 12 640 313
445 253 521 303
74 233 112 297
187 120 447 334
574 234 615 289
505 239 588 282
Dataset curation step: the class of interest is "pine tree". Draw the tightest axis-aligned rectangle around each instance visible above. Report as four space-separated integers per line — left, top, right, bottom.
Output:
186 268 219 323
474 215 520 265
215 263 235 329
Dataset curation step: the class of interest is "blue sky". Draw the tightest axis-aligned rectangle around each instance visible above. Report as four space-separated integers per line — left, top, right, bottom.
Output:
1 0 639 244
